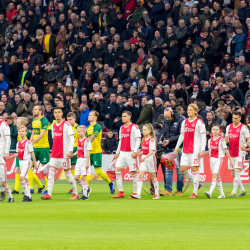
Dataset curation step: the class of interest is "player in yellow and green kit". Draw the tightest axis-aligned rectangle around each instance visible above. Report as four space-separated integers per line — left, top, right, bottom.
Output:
87 111 115 194
30 105 50 194
66 112 79 194
12 117 45 194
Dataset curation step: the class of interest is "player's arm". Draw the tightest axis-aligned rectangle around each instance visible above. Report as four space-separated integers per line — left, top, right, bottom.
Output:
225 148 233 168
115 128 121 158
31 129 46 144
73 150 78 156
7 152 18 159
141 149 154 162
3 124 10 156
30 151 38 170
90 134 96 142
174 121 185 156
224 125 229 144
30 130 34 142
86 150 91 169
240 128 249 150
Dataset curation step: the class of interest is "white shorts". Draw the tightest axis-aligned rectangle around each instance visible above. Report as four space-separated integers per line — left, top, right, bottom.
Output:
210 157 223 174
228 156 244 171
50 158 71 169
0 163 7 182
75 158 90 176
19 160 31 178
116 151 139 172
180 153 200 167
140 155 157 173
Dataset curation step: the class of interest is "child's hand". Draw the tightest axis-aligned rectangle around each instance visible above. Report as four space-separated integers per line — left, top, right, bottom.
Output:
140 157 145 162
86 163 89 169
230 161 234 168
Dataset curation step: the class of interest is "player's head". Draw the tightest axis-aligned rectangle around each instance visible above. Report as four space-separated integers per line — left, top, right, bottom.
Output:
122 111 132 124
77 125 87 137
17 117 27 129
187 104 198 118
211 124 220 136
66 112 76 126
33 105 43 117
88 111 99 122
18 125 27 138
232 111 241 125
54 107 63 120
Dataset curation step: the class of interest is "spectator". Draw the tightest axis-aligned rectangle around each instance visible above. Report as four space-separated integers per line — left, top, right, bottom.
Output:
6 115 17 150
0 73 8 94
121 97 140 124
236 56 250 79
16 62 32 87
153 97 164 126
1 94 13 114
16 93 33 117
205 111 215 143
80 102 90 127
229 79 245 106
103 129 118 154
136 96 153 131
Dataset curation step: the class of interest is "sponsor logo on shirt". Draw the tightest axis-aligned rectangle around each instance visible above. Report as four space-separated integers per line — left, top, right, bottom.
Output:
229 134 240 138
210 145 218 149
54 132 63 137
121 134 130 138
184 127 195 132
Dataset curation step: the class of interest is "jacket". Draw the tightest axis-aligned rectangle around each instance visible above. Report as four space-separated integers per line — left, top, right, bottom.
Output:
28 52 41 69
133 6 147 23
16 101 33 117
104 101 121 128
151 1 165 22
176 73 194 87
153 104 164 126
231 87 244 106
165 44 179 77
9 123 18 150
162 111 185 149
80 108 90 126
44 33 57 57
17 70 33 87
0 63 10 80
136 100 153 131
0 80 8 94
199 64 210 81
141 25 155 45
103 135 118 154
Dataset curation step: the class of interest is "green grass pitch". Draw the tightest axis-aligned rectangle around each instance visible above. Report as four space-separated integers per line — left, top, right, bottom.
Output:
2 180 250 250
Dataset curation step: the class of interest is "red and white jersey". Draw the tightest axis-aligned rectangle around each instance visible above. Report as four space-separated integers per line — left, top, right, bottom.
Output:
0 119 10 153
0 143 5 164
77 137 92 158
16 139 33 160
181 117 206 154
208 136 227 158
51 120 74 158
142 137 156 155
225 123 249 157
119 123 141 152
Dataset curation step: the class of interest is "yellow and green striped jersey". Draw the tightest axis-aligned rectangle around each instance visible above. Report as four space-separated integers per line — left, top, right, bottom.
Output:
86 123 102 154
32 116 49 148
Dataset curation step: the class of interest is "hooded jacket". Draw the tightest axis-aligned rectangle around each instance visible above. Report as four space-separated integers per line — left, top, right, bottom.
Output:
136 100 154 131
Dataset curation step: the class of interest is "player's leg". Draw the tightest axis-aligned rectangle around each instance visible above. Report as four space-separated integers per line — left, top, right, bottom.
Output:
68 146 77 193
20 161 32 202
0 164 13 202
191 166 200 198
237 157 246 197
13 158 21 194
176 152 184 196
64 159 78 200
205 158 218 198
151 173 159 199
79 175 88 200
39 148 50 194
133 170 145 198
2 181 13 202
217 172 225 198
230 157 241 197
180 153 193 183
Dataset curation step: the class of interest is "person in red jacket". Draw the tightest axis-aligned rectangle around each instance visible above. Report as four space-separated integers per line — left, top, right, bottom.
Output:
124 0 136 20
6 2 17 22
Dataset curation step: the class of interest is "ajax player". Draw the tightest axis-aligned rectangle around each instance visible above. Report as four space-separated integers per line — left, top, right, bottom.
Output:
66 112 79 194
8 126 38 202
0 117 10 201
131 124 159 200
225 111 249 197
73 126 92 200
205 124 233 198
113 111 141 198
41 107 78 200
173 104 206 198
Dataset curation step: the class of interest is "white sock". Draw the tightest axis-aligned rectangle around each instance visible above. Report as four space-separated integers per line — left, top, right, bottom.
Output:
238 175 245 192
137 178 143 195
209 179 216 195
132 174 138 194
5 184 13 199
231 170 235 178
82 181 88 197
48 168 56 196
193 171 200 195
115 172 123 191
26 181 31 198
232 170 240 194
183 170 193 184
21 180 27 195
65 171 78 195
217 179 224 195
153 179 159 196
77 179 84 189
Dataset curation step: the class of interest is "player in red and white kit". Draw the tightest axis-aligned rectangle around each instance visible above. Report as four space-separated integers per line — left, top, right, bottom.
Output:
173 104 206 198
113 111 141 198
205 124 233 199
0 118 10 201
225 111 249 197
73 125 92 200
41 107 78 200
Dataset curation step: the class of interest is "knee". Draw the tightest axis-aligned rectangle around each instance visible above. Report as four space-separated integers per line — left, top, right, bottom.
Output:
16 168 20 174
1 181 6 187
20 176 24 182
74 176 79 181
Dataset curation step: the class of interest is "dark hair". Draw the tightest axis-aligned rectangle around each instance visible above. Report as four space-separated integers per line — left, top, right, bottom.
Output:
212 123 220 128
233 111 242 117
54 106 63 111
122 111 132 117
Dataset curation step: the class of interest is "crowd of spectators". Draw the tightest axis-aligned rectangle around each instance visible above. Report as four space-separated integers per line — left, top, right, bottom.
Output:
0 0 250 153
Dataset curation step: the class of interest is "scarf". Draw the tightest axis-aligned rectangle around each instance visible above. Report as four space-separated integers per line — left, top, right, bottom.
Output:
27 53 32 63
246 32 250 49
43 33 51 51
138 54 145 65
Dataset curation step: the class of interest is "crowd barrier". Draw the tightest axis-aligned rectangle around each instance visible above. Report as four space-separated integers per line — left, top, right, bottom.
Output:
5 154 250 183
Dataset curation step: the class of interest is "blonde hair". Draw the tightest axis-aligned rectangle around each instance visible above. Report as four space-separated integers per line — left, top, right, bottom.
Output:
142 123 157 149
18 125 27 131
17 117 27 126
77 125 87 132
188 104 198 116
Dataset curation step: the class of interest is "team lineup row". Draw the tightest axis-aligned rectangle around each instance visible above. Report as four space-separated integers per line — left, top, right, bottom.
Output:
0 104 248 202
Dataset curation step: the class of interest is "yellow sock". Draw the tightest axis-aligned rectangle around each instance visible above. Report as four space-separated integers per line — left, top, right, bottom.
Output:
28 169 34 189
71 170 75 176
33 172 43 188
95 168 111 184
86 175 90 186
45 177 48 190
14 173 20 191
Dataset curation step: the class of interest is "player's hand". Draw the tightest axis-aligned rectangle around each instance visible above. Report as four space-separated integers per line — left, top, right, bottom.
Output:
137 149 142 155
34 164 39 170
230 161 234 168
131 152 137 159
173 149 178 157
4 153 9 160
240 145 246 151
66 151 73 159
140 157 145 162
199 150 205 157
86 163 89 169
114 153 119 159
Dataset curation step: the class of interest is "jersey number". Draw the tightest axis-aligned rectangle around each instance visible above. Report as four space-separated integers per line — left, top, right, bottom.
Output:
193 159 198 164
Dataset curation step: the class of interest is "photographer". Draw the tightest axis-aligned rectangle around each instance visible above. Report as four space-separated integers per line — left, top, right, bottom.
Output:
160 108 184 196
16 93 33 117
